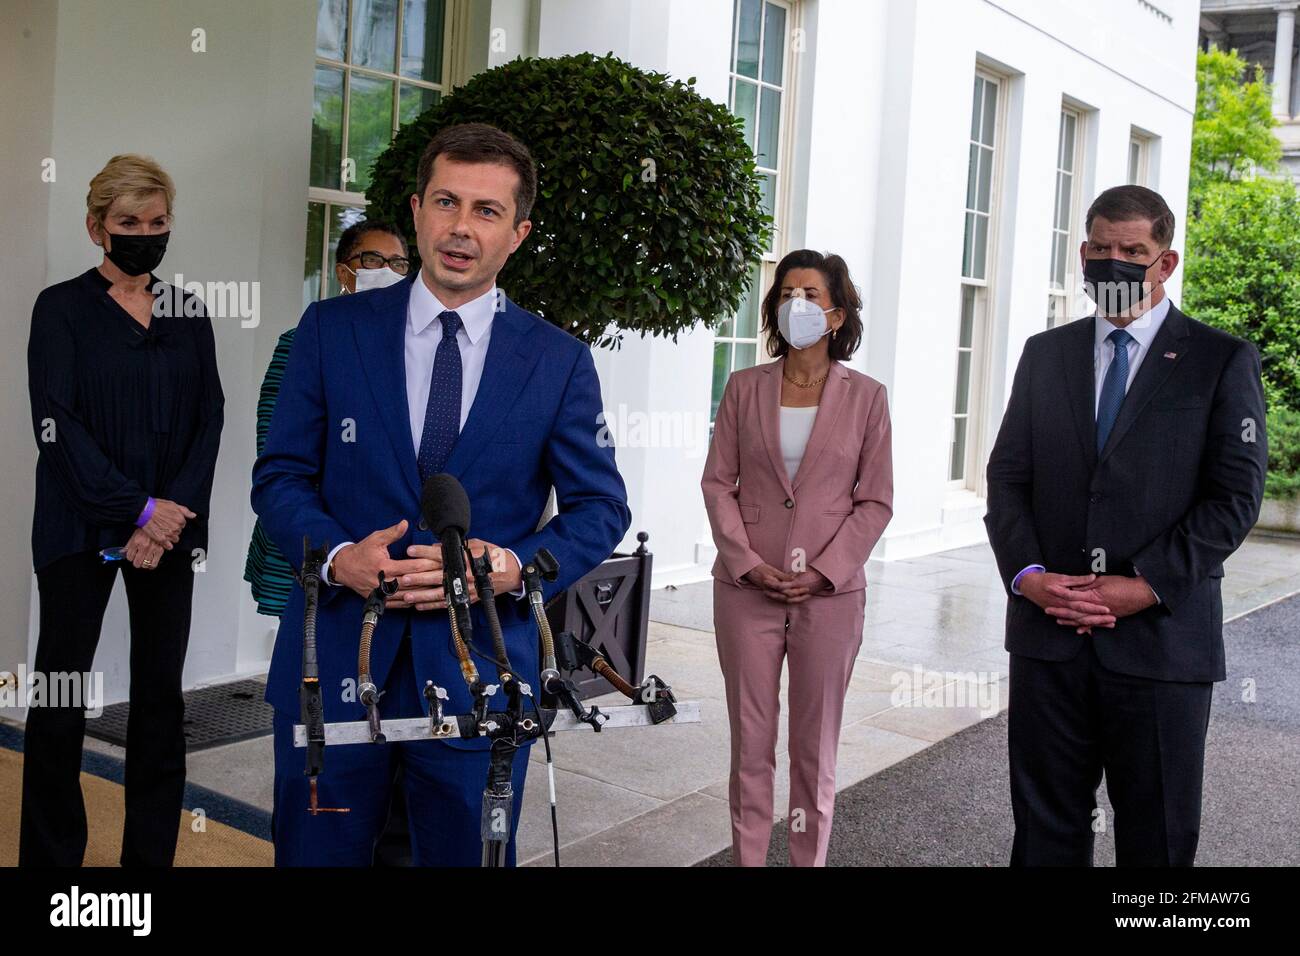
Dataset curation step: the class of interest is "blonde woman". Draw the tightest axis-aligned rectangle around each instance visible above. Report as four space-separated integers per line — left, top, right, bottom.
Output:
23 155 224 866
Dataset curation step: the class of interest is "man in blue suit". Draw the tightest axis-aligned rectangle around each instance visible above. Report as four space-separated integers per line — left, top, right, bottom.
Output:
251 123 631 866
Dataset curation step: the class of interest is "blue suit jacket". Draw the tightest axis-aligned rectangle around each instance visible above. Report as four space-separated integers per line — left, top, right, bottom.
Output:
251 275 631 748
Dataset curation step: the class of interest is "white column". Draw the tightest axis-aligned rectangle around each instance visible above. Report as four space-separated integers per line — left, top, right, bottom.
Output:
1274 5 1298 118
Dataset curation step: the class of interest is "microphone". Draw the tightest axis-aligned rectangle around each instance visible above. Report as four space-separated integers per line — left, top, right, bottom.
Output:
420 474 479 689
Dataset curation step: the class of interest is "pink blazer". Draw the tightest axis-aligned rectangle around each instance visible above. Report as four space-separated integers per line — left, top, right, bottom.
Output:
701 357 893 593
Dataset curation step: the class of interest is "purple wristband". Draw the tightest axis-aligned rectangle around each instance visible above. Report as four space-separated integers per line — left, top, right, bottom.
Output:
136 497 157 528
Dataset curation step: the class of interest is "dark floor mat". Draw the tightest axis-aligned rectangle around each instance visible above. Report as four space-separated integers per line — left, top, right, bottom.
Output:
84 678 273 753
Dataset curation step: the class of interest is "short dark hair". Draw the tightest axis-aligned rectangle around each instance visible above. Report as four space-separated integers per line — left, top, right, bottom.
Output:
1085 185 1175 249
414 122 537 227
761 250 864 361
336 219 408 265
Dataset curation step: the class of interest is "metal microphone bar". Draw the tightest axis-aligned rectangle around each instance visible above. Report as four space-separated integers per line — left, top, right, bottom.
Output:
292 700 702 747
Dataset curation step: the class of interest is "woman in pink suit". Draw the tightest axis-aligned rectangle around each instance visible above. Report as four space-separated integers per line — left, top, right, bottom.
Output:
702 249 893 866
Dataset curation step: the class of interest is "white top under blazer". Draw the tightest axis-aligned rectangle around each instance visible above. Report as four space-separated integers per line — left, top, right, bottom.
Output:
779 405 819 480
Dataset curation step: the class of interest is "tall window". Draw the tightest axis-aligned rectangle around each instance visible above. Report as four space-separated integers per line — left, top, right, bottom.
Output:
713 0 793 421
305 0 449 306
950 70 1002 487
1128 129 1151 185
1047 106 1084 328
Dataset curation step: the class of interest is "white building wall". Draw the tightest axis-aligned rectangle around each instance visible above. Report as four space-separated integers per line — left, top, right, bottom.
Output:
0 0 1200 702
3 0 317 705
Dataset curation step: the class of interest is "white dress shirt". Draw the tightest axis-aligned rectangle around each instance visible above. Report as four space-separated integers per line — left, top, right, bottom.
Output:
1093 295 1171 415
325 278 522 595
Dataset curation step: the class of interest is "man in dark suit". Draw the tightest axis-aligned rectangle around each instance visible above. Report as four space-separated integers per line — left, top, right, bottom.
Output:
985 185 1267 866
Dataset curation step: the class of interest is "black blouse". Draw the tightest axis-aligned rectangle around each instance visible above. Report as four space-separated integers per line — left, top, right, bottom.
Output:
27 267 225 571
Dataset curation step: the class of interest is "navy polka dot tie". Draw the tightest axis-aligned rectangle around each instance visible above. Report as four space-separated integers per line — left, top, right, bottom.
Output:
1096 327 1134 454
417 310 462 481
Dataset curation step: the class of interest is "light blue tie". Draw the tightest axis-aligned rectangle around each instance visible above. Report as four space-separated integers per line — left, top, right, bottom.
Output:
417 310 462 480
1096 327 1134 454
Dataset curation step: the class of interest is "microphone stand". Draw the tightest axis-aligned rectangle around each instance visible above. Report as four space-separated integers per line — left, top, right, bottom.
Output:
298 538 348 815
470 544 527 867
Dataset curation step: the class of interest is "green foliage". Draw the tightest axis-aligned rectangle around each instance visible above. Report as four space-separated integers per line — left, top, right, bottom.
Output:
1185 47 1300 496
366 53 771 348
1184 178 1300 414
1266 406 1300 499
1190 46 1281 200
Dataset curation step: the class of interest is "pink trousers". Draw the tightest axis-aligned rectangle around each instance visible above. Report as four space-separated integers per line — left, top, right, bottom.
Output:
713 580 866 866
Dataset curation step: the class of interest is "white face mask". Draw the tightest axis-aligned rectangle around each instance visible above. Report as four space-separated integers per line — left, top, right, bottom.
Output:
777 296 833 350
347 265 406 293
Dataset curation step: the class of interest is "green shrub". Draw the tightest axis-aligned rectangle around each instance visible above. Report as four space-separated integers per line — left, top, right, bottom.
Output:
1266 405 1300 500
366 53 771 349
1184 177 1300 414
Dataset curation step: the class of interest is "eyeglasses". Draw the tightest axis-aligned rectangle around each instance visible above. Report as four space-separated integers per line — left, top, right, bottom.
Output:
348 251 411 275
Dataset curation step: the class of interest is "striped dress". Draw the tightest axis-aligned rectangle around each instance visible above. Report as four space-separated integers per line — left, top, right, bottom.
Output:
243 328 297 617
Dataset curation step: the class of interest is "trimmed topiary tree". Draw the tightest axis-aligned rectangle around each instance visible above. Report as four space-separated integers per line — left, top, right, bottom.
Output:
366 52 771 349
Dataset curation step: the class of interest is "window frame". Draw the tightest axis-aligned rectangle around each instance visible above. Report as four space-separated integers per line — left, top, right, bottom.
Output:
712 0 801 423
1047 103 1086 329
306 0 455 305
949 66 1007 493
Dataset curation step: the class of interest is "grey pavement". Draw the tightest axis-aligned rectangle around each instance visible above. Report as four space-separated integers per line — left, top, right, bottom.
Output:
51 532 1300 866
701 591 1300 866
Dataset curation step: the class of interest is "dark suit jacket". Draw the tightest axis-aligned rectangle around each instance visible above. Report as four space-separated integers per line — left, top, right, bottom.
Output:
985 302 1267 683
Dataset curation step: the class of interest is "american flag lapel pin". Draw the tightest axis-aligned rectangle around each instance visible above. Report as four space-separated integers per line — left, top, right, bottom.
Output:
1163 351 1177 359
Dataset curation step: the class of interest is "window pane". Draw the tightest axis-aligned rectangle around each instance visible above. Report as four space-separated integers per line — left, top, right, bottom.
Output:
759 172 776 247
346 73 394 192
1129 140 1140 184
351 0 398 72
734 341 757 372
401 0 445 82
399 83 439 126
976 144 993 211
1061 113 1076 172
1055 169 1071 228
311 66 345 190
711 342 734 421
970 76 983 141
734 262 761 338
732 78 758 151
949 417 967 481
735 0 761 79
981 78 997 146
959 286 975 347
304 201 326 308
757 87 781 167
962 211 975 278
954 352 971 414
972 214 988 280
316 0 347 60
326 204 368 298
761 1 785 86
965 142 979 210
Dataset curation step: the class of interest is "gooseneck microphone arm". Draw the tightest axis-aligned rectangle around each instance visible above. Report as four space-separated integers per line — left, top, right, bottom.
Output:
469 545 514 679
357 571 398 743
521 548 561 692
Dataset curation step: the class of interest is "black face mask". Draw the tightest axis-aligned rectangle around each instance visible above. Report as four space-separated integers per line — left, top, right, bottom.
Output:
103 230 170 277
1083 254 1161 316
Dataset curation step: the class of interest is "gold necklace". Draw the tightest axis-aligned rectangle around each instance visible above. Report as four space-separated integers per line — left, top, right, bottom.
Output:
783 367 828 389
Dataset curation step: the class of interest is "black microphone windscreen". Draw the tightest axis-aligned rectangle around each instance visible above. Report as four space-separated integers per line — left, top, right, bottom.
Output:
420 473 470 537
